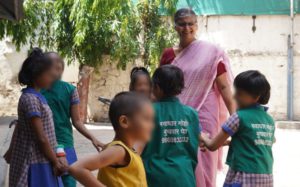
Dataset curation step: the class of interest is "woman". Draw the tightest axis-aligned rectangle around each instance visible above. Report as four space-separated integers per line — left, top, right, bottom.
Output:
160 8 235 187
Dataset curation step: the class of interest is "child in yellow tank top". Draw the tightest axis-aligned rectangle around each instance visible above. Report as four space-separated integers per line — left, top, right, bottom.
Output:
69 92 154 187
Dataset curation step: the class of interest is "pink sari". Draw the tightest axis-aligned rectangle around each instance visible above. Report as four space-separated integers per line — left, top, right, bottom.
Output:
172 40 233 187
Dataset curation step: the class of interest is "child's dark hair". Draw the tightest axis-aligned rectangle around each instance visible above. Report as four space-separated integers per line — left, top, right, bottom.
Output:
45 51 65 70
129 67 151 91
152 65 184 97
109 92 150 131
18 48 52 87
234 70 271 105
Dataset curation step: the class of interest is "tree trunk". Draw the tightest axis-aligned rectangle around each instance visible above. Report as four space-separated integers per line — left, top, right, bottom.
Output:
77 65 93 123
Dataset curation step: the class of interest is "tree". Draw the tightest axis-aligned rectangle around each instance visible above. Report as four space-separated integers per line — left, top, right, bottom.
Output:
0 0 178 69
0 0 178 121
138 0 178 70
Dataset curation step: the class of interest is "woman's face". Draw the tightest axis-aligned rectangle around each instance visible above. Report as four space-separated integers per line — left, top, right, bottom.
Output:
175 16 198 41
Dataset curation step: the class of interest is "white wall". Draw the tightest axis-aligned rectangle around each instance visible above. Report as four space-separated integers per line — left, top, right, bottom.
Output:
196 15 300 120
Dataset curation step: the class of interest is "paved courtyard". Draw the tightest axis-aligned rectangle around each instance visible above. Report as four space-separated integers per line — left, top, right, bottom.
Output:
0 117 300 186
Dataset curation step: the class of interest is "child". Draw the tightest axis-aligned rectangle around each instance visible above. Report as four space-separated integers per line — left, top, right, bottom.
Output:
201 70 275 187
129 67 152 98
69 92 154 187
141 65 200 187
8 48 67 187
42 52 104 187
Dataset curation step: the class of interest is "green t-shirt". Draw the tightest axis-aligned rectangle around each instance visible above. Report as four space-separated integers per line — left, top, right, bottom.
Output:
226 106 275 174
41 80 79 148
142 97 200 187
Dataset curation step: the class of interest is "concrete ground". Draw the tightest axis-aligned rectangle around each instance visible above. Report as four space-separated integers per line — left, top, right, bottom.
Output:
0 117 300 187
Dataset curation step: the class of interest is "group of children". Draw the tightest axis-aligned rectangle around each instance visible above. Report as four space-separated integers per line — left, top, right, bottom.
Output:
4 48 275 187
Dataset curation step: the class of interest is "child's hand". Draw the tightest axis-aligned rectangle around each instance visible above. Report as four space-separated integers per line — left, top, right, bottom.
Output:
223 139 231 146
200 133 211 143
58 157 69 169
53 159 68 176
3 148 12 164
91 138 106 152
199 141 207 152
199 133 210 152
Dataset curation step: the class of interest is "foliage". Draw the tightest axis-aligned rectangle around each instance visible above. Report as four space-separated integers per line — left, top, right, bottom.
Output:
138 0 178 70
0 0 55 50
55 0 142 69
0 0 178 70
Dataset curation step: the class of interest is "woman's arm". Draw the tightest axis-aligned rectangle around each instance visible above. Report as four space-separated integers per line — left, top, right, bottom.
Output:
30 117 67 175
216 73 236 115
69 146 127 187
201 130 230 151
71 104 105 151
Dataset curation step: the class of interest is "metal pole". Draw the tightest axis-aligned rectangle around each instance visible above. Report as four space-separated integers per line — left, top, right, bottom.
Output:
287 0 295 120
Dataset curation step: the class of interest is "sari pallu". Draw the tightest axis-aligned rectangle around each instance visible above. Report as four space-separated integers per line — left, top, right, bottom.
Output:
172 40 233 187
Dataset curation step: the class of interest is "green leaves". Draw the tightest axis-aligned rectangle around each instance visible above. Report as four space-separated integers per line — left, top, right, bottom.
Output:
138 0 178 70
0 0 178 71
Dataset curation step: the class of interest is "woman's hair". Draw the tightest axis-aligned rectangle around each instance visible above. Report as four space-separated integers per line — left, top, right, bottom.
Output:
152 65 184 97
174 8 197 23
109 92 150 131
129 67 151 91
234 70 271 105
18 47 52 86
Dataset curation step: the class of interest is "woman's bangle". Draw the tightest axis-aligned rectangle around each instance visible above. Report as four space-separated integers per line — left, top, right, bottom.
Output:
56 144 66 157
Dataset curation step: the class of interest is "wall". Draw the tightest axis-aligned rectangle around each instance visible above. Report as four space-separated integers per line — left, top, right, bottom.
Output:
88 15 300 121
88 61 139 122
196 15 300 120
0 39 79 116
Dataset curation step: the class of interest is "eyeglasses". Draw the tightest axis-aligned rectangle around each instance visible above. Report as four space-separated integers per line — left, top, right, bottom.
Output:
175 22 197 27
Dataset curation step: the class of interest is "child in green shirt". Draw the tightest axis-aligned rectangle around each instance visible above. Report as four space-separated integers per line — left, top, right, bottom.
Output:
141 65 201 187
201 70 275 187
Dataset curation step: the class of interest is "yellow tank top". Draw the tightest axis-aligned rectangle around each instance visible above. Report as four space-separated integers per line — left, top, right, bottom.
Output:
97 141 148 187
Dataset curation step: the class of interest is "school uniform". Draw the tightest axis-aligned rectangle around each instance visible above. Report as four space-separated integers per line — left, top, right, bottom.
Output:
97 141 148 187
142 97 200 187
222 105 275 187
9 88 63 187
42 80 80 187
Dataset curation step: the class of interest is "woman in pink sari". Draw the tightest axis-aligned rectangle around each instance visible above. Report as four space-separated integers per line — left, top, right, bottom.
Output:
160 8 235 187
